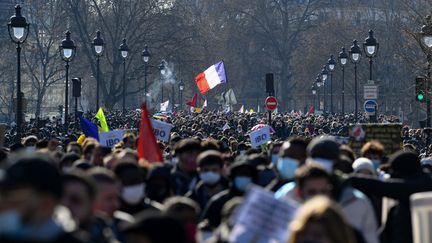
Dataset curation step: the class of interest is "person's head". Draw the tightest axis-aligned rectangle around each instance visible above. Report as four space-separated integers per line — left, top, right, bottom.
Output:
122 133 136 150
295 164 332 201
276 138 309 181
59 153 81 173
0 153 62 228
352 157 376 176
83 141 97 161
66 142 82 155
163 196 201 224
306 136 340 173
289 196 356 243
197 150 223 186
122 212 187 243
22 135 38 147
146 165 173 203
88 167 120 218
114 162 145 205
268 141 283 165
361 140 384 170
174 139 201 173
229 157 257 193
61 170 96 226
388 150 422 179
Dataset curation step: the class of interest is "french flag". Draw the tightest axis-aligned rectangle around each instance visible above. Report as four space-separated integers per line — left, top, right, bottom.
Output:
195 61 226 94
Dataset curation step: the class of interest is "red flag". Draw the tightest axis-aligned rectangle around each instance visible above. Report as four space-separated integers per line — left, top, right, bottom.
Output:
186 93 198 107
308 105 315 114
137 104 163 163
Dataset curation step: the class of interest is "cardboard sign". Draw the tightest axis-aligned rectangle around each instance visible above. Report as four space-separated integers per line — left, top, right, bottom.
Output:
249 126 271 148
229 186 298 242
151 119 172 142
99 130 125 148
349 124 402 156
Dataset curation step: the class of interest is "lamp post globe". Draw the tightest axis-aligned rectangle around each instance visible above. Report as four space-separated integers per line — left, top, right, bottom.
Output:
327 55 336 71
92 30 104 57
321 65 329 81
339 47 348 66
120 38 129 58
363 30 379 58
8 5 29 44
8 4 29 141
142 45 151 63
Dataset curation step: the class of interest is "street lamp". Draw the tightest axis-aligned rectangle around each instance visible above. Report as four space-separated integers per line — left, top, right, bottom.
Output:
179 80 184 110
363 30 379 81
119 38 129 113
327 55 336 113
92 31 104 111
60 31 76 129
316 75 323 111
142 45 151 102
321 65 329 113
8 5 29 141
311 84 317 110
349 39 361 122
159 61 166 103
420 16 432 146
338 47 348 114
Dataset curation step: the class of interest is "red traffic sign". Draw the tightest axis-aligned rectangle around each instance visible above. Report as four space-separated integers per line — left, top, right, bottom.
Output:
265 96 278 111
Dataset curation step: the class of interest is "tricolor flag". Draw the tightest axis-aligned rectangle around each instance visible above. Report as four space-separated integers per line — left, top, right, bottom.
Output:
195 61 226 94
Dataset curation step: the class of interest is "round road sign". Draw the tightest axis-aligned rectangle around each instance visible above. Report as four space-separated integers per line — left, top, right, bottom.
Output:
265 96 278 111
364 100 377 113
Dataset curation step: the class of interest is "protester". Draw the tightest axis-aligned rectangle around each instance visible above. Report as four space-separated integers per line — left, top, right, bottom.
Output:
0 154 84 242
186 150 229 210
288 196 357 243
172 139 201 195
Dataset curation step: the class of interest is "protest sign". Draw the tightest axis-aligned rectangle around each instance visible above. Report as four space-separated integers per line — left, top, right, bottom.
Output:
99 130 125 147
349 124 402 155
230 186 298 242
249 125 271 148
151 119 172 142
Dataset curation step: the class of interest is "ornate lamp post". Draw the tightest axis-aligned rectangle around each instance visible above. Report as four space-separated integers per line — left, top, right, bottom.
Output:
119 38 129 113
8 5 29 140
59 31 76 129
92 31 104 110
349 40 361 122
338 47 348 114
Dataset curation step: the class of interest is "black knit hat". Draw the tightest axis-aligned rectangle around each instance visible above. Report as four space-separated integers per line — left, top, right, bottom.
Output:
307 136 340 160
0 153 62 199
389 150 421 178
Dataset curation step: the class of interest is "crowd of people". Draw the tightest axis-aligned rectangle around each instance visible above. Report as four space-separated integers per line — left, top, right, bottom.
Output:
0 109 431 243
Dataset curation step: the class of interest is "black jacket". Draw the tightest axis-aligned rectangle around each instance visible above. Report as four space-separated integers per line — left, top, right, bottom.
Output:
350 171 432 243
186 177 229 211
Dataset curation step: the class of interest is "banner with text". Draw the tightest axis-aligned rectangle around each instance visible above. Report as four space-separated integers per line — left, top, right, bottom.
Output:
249 125 271 148
99 130 125 148
151 119 173 142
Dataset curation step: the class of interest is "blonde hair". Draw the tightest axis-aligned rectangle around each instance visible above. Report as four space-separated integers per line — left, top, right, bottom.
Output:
288 196 356 243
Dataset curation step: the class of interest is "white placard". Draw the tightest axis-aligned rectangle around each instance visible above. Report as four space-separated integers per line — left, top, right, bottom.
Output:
151 119 173 142
99 130 125 147
249 126 271 148
364 85 378 99
230 186 298 242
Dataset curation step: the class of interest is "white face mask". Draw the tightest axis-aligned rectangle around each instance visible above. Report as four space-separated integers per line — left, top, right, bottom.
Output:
309 157 334 173
199 171 221 185
121 183 145 205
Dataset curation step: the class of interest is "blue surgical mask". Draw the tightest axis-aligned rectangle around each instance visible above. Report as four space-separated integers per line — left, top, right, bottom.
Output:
271 154 279 166
277 157 299 180
371 160 380 170
200 171 221 185
0 210 23 237
234 176 252 192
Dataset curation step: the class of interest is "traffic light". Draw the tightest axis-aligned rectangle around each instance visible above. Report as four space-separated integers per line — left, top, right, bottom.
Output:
416 76 426 102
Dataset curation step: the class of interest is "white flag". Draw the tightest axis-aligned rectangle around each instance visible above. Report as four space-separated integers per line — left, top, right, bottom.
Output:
222 122 230 131
160 100 170 112
258 105 261 113
239 105 244 113
203 99 208 108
